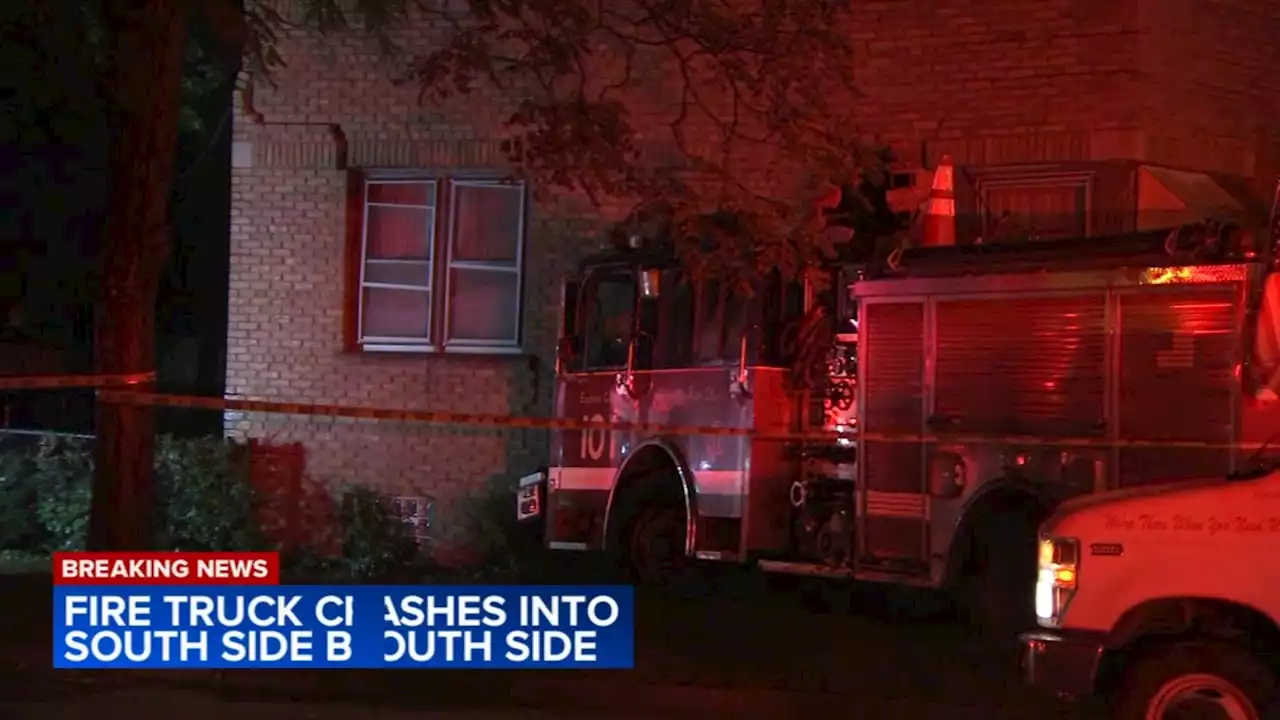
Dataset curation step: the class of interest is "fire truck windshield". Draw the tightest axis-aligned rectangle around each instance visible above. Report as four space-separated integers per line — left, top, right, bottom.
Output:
583 272 635 369
655 269 695 367
694 280 748 363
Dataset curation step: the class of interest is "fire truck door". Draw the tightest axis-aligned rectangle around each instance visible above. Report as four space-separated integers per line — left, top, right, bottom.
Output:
547 270 636 547
858 299 930 573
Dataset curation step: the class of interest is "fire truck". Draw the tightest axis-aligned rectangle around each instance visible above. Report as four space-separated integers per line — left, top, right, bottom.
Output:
517 177 1280 633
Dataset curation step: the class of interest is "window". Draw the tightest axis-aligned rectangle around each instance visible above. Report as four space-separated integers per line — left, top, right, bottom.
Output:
978 173 1091 242
581 271 635 370
693 281 749 365
655 270 694 368
760 275 805 366
356 175 526 352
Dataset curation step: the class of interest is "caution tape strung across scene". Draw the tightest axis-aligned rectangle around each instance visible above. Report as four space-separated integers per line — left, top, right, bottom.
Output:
0 371 155 391
97 389 1273 452
0 372 1273 451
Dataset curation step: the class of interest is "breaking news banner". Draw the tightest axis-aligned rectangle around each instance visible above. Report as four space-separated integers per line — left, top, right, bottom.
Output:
51 551 634 670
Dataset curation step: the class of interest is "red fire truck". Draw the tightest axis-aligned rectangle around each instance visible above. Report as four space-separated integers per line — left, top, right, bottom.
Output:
517 185 1280 633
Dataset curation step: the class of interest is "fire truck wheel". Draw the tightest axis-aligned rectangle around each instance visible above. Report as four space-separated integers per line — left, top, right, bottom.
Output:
959 511 1039 642
624 503 692 588
1113 642 1276 720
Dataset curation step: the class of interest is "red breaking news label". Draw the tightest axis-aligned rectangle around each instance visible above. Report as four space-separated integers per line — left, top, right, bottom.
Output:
52 551 280 585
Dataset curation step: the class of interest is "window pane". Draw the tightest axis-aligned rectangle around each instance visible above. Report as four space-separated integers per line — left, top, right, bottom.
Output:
364 260 431 288
447 268 519 343
656 270 693 368
368 181 435 206
694 281 723 362
362 287 431 340
366 205 433 260
721 290 748 361
451 183 522 263
584 274 635 369
984 184 1086 241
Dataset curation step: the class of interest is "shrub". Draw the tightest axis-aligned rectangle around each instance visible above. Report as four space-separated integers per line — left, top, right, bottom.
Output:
334 485 428 583
32 436 94 551
0 432 439 584
453 474 544 577
153 436 266 552
9 434 264 553
0 445 42 550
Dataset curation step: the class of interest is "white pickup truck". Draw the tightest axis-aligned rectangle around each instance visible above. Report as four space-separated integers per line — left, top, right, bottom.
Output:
1019 464 1280 718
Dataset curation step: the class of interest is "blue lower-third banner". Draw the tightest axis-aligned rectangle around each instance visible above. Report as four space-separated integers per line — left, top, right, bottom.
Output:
53 585 635 669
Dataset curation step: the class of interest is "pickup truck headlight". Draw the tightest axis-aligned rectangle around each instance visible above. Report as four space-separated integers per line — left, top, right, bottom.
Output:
1034 536 1079 627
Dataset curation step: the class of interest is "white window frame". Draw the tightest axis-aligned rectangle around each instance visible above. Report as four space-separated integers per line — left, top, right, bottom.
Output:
354 172 527 354
974 169 1094 241
357 178 438 351
442 179 527 353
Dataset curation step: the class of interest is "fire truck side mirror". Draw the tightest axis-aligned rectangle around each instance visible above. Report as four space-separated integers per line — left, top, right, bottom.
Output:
729 332 752 399
639 268 662 299
616 337 649 399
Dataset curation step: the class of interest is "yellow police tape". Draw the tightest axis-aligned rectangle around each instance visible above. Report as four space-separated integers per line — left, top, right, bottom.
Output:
0 372 1270 451
95 388 1273 452
0 371 155 391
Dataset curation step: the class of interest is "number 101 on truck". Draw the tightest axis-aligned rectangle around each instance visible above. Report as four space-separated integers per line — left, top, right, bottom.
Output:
516 175 1280 635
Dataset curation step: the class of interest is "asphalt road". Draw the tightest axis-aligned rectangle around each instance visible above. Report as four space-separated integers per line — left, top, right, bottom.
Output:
0 573 1105 718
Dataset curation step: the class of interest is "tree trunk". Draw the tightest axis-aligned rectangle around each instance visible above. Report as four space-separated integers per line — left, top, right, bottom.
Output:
87 0 187 551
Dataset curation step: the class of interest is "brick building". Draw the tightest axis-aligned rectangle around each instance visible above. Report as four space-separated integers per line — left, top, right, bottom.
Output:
225 0 1280 542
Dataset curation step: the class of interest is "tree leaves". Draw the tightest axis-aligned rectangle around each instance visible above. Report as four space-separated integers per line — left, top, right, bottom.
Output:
237 0 902 284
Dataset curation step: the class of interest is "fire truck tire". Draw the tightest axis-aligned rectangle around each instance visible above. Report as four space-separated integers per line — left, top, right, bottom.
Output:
958 510 1039 642
621 502 701 592
1113 642 1276 720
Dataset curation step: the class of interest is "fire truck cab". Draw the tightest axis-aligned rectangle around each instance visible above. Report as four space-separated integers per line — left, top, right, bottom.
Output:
517 197 1278 633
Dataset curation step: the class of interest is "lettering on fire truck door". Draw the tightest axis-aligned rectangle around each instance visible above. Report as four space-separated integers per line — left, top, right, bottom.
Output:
561 379 615 472
858 300 929 567
548 376 616 545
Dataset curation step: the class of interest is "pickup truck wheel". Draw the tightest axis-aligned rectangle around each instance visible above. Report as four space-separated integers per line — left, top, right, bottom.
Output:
1114 643 1276 720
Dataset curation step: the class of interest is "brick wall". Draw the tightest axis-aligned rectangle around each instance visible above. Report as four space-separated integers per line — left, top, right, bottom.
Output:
226 0 1277 542
226 148 579 541
1137 0 1280 181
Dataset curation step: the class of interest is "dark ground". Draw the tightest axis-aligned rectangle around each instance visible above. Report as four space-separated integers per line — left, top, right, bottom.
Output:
0 571 1105 718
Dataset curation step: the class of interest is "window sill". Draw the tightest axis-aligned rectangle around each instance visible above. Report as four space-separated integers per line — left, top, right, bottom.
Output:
349 343 531 361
